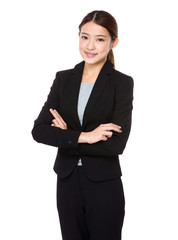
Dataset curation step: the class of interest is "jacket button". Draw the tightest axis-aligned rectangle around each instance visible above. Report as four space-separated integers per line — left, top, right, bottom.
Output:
68 140 72 144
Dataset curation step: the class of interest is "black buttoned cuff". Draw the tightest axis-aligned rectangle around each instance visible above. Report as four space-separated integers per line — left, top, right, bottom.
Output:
55 129 82 148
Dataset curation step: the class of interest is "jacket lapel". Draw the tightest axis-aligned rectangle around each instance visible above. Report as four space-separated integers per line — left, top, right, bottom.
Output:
69 59 114 130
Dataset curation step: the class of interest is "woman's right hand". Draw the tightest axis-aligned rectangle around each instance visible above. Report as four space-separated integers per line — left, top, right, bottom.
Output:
78 123 122 144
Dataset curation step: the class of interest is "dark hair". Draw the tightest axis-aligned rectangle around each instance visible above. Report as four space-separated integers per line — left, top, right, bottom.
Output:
78 10 118 68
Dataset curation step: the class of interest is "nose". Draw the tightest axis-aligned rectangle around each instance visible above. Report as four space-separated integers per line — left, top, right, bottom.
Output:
87 39 95 51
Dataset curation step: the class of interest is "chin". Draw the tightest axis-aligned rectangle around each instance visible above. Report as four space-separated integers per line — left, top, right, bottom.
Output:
84 59 98 65
83 56 106 65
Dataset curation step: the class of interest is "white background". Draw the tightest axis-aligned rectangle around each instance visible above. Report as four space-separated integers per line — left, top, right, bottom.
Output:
1 0 178 239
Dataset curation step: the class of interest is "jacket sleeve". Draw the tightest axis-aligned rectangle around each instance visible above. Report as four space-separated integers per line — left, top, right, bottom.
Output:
76 76 134 157
31 72 82 148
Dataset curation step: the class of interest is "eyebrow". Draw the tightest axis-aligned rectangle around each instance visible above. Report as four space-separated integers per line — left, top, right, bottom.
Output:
81 32 108 37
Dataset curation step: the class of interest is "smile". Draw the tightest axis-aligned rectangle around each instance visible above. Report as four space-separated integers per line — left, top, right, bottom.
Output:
85 52 98 58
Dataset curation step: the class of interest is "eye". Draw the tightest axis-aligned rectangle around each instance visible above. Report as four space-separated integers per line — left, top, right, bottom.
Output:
97 38 104 42
81 36 88 40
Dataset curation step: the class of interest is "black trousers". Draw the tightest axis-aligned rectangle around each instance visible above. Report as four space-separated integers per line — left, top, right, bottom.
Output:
56 165 125 240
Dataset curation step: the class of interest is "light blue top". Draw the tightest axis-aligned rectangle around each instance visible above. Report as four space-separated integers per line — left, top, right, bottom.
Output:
77 82 95 166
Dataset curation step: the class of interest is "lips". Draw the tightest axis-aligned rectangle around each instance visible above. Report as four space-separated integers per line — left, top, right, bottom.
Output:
85 52 97 58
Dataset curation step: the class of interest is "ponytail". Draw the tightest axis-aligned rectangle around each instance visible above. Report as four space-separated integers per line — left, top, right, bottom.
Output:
107 49 115 69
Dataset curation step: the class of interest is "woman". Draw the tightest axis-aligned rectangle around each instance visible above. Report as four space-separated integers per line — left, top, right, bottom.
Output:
32 10 134 240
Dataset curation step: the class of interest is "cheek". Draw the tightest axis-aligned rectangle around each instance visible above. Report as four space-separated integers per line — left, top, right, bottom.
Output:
98 43 110 54
79 40 86 50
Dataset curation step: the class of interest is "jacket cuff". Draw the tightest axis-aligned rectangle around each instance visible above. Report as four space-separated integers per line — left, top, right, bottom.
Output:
55 129 82 148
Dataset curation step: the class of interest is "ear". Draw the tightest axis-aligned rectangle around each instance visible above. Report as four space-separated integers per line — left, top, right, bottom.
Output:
111 38 119 49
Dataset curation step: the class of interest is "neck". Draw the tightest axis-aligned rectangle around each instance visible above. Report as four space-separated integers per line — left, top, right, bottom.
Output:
83 59 107 77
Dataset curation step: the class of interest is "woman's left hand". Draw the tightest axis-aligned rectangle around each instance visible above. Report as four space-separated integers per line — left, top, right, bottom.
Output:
49 108 67 130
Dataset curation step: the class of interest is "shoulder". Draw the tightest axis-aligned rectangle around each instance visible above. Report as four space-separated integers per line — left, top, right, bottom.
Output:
55 68 73 79
112 69 134 89
112 69 134 90
52 67 74 87
54 61 84 80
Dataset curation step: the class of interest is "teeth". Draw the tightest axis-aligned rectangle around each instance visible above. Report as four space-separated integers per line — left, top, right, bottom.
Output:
86 52 96 57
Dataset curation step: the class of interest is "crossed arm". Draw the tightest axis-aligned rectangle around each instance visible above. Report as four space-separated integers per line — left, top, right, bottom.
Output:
49 108 122 143
32 74 134 157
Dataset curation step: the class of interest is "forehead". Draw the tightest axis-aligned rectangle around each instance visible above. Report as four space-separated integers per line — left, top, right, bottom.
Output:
81 21 110 36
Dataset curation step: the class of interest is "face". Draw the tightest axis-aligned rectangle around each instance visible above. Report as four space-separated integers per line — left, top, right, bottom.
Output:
79 21 118 66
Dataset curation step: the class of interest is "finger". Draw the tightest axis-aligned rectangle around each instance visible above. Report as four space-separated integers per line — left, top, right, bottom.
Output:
53 109 66 125
52 109 60 119
50 108 59 119
101 123 122 130
52 118 67 130
50 109 62 125
52 117 66 129
108 123 122 132
102 131 113 137
50 108 60 121
50 108 66 126
101 123 121 127
52 119 61 128
106 132 113 138
49 108 56 118
102 135 108 141
102 125 122 133
110 123 122 129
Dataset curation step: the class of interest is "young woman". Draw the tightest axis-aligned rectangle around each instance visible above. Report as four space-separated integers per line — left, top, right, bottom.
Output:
32 10 134 240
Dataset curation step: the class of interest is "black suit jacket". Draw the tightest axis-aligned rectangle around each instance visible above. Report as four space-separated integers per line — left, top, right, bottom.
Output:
31 60 134 181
